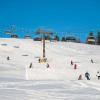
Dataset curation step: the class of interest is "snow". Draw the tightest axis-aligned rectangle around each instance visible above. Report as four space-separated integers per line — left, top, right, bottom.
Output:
0 38 100 100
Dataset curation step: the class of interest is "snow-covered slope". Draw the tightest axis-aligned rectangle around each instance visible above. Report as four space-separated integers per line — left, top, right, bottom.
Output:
0 38 100 100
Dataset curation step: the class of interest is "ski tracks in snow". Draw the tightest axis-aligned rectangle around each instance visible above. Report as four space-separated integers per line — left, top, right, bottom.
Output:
74 80 100 91
0 80 100 100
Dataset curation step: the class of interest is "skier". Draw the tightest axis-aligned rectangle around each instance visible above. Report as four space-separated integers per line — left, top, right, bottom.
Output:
91 59 94 63
78 74 82 80
29 62 32 68
85 72 90 80
96 71 100 80
71 60 73 65
46 63 50 68
38 58 40 63
7 56 10 60
74 64 77 69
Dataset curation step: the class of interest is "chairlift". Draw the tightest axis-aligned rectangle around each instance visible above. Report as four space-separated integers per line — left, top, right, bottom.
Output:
4 30 12 34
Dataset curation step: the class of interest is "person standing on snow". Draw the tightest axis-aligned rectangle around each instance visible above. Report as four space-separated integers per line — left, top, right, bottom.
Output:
38 58 41 63
7 56 10 60
78 74 82 80
96 71 100 80
29 62 32 68
46 63 50 68
74 64 77 69
71 60 73 65
90 59 94 63
85 72 90 80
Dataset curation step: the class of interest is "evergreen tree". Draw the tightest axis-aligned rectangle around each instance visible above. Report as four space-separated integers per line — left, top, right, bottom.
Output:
97 32 100 45
86 32 95 44
89 32 93 36
54 35 60 41
61 37 66 41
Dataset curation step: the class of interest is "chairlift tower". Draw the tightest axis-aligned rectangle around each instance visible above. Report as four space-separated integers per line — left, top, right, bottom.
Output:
36 29 46 62
36 28 53 62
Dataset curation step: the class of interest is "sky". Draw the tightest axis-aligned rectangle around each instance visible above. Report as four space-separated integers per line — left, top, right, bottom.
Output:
0 0 100 42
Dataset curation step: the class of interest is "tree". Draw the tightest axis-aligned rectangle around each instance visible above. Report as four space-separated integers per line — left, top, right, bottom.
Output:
54 35 60 41
45 34 51 40
89 32 93 36
97 32 100 45
61 37 66 41
86 32 95 44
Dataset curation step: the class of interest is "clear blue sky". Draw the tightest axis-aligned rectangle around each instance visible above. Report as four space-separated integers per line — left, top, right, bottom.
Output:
0 0 100 42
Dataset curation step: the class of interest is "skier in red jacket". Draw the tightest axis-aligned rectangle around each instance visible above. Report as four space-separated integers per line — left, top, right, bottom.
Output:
74 64 77 69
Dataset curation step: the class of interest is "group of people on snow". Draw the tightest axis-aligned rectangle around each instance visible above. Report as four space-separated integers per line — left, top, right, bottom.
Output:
71 59 100 80
6 55 99 81
78 71 100 80
85 71 100 80
29 62 50 69
26 57 99 80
